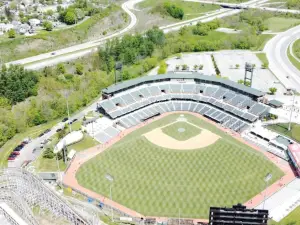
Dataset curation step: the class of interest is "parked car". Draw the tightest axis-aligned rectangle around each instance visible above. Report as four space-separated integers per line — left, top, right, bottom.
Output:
62 117 68 122
72 118 78 122
8 154 17 160
44 129 51 134
56 128 62 132
8 156 16 161
12 151 20 155
14 145 24 151
38 132 44 137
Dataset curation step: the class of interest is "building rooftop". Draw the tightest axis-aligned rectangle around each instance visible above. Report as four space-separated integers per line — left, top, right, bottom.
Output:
268 99 283 108
102 72 265 98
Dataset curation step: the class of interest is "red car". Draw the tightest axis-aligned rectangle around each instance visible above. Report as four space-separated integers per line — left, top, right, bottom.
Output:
12 151 20 155
8 155 17 161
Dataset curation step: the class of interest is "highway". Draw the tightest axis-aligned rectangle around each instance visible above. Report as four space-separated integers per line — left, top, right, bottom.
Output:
6 0 251 70
185 0 300 14
264 25 300 90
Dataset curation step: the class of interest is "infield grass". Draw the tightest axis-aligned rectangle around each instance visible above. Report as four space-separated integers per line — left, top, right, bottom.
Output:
76 113 283 218
162 121 201 141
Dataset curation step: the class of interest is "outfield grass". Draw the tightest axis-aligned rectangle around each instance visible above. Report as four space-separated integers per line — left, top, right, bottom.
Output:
266 17 300 32
266 123 300 142
269 206 300 225
137 0 220 20
162 121 201 141
76 113 283 218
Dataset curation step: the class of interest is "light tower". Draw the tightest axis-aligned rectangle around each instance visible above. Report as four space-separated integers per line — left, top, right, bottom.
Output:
244 62 254 87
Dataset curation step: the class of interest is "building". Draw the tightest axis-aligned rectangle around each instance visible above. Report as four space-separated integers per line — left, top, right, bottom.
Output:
209 204 269 225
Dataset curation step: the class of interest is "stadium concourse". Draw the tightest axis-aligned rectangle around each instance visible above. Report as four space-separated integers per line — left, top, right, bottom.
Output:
62 72 299 223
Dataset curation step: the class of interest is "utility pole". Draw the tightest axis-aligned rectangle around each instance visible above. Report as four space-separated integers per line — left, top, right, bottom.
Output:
288 90 295 131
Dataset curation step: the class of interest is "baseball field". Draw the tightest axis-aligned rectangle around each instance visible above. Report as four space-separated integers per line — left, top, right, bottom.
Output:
76 113 284 218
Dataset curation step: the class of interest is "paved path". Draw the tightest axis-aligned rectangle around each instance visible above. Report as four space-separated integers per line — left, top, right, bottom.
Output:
63 111 294 222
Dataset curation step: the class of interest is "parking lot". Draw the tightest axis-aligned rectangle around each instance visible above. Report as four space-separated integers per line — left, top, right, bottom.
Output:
213 51 286 94
148 53 216 76
148 51 285 96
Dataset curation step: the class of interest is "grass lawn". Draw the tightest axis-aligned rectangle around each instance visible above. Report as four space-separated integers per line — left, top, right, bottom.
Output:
67 134 99 152
293 38 300 59
266 123 300 142
71 120 82 131
162 121 201 141
252 34 274 51
288 45 300 71
0 119 59 168
137 0 220 20
76 113 283 218
256 53 269 66
266 17 300 32
269 206 300 225
32 156 67 172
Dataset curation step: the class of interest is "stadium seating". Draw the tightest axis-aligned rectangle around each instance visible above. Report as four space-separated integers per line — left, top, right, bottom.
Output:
98 82 270 133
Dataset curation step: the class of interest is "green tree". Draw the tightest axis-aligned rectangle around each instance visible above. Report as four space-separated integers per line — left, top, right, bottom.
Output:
43 21 53 31
43 148 55 159
8 29 15 38
157 61 167 74
237 80 244 84
269 87 277 95
64 11 76 25
56 63 66 74
75 63 84 75
0 65 39 104
235 64 240 69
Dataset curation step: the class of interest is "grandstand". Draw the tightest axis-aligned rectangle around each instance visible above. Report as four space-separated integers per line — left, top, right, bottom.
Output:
97 73 270 133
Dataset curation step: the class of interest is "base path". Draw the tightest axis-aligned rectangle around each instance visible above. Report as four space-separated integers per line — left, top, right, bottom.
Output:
63 111 295 222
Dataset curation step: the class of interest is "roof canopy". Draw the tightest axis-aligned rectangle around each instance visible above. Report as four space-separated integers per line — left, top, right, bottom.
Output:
102 72 264 98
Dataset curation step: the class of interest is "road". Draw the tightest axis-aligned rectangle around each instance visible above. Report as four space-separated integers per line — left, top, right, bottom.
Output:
264 25 300 90
185 0 300 14
6 0 261 70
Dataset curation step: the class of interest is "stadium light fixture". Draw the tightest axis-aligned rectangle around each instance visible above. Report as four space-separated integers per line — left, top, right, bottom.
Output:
288 90 295 131
105 173 114 221
263 173 272 210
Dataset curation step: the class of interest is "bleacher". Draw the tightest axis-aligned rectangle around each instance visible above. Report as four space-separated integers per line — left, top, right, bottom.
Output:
98 78 269 133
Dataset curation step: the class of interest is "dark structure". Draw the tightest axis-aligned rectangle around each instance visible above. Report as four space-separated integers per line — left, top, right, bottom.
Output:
268 99 283 108
209 204 269 225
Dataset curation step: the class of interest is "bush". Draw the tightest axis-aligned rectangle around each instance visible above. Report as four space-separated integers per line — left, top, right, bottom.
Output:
56 63 66 74
43 21 53 31
269 87 277 95
8 29 15 38
75 63 84 75
157 61 167 74
43 148 55 159
163 2 184 20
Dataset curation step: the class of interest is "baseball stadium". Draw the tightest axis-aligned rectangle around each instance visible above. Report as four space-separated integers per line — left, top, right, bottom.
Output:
63 72 296 222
